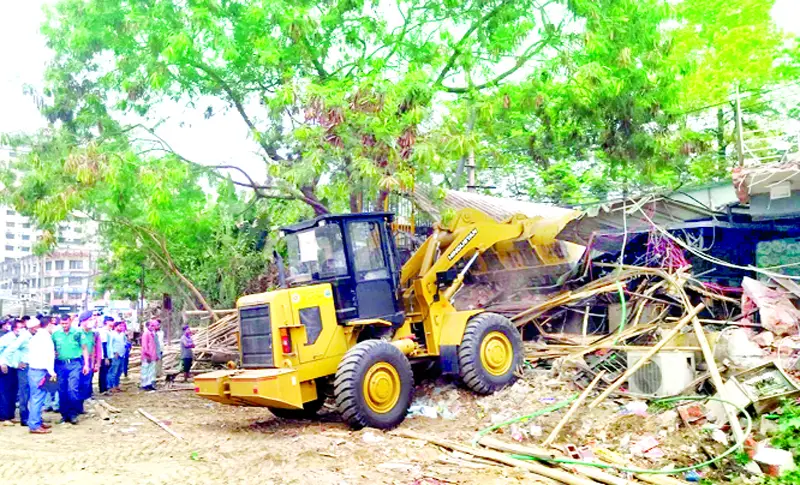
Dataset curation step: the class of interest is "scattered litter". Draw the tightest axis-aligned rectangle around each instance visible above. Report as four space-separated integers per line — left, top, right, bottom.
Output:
622 401 648 417
710 428 728 445
684 470 701 482
742 277 800 336
629 435 660 456
753 443 797 476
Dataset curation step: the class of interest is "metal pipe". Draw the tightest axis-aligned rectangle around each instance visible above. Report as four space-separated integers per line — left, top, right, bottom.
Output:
443 250 481 301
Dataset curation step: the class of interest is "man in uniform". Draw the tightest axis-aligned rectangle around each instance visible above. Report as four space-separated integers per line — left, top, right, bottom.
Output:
51 314 88 424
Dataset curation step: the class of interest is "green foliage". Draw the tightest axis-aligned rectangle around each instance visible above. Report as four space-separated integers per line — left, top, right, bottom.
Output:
761 401 800 485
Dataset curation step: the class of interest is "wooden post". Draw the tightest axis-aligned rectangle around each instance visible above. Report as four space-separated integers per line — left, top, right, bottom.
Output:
691 316 745 443
588 303 704 408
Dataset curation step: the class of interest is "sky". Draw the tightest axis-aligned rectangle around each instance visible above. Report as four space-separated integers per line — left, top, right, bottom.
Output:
1 0 799 183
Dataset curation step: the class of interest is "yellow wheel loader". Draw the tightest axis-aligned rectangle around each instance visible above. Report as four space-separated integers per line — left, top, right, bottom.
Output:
195 208 575 429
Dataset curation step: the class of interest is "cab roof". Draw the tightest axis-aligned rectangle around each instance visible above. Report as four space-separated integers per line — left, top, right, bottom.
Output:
281 212 394 234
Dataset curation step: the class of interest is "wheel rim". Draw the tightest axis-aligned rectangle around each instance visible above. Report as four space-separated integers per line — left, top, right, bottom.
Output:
363 362 401 414
480 331 514 376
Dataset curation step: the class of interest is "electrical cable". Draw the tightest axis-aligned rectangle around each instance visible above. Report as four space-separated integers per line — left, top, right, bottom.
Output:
635 203 800 281
471 395 578 446
474 395 752 476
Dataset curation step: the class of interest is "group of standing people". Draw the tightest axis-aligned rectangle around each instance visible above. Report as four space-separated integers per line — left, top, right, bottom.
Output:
138 318 195 389
0 312 132 434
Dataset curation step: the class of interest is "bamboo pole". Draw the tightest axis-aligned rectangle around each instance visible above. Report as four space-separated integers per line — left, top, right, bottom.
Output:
478 438 636 485
588 303 705 408
138 408 185 441
393 430 602 485
543 371 606 446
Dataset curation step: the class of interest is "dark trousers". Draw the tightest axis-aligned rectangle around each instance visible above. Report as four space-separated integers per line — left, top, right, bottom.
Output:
98 359 109 394
55 359 81 421
17 367 29 424
77 357 93 414
123 347 131 377
0 367 18 421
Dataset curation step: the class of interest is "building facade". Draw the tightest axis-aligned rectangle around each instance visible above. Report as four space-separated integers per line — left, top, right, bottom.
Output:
0 209 100 315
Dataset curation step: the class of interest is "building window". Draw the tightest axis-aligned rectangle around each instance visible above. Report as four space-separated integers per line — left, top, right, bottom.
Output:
21 235 29 241
45 277 52 286
21 247 29 252
46 261 52 270
68 292 82 300
55 260 64 270
68 276 82 286
75 227 82 234
6 222 14 227
5 234 13 239
22 223 30 229
6 210 14 215
55 276 65 286
69 260 83 270
57 237 65 243
3 246 12 251
53 291 64 300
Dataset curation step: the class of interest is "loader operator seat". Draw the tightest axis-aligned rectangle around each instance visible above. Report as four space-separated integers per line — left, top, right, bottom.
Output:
282 212 405 326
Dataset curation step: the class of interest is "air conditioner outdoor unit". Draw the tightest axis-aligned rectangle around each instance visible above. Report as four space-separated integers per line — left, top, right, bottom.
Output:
627 350 696 397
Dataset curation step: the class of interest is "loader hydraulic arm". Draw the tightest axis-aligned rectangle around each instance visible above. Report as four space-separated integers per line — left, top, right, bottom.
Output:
399 208 575 354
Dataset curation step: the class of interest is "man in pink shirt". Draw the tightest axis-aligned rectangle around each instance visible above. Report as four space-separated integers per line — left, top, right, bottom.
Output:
140 320 158 391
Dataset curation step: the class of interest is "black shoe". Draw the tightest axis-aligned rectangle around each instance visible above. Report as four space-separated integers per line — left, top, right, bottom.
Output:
20 421 27 427
69 417 79 425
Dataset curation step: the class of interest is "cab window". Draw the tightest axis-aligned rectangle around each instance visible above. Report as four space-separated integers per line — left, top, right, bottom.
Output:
349 221 388 281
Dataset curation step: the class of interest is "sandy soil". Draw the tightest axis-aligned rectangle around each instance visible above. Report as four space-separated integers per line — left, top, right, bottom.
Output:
0 371 728 485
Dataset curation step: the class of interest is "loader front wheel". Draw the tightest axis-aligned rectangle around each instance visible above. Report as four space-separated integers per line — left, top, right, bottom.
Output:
334 340 413 430
458 312 523 395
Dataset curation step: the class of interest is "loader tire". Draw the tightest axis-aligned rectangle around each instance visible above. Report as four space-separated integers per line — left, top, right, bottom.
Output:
458 312 523 395
334 340 413 430
268 394 326 420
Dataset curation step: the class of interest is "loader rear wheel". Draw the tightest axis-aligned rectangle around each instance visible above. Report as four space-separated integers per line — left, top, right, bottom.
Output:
458 312 523 395
334 340 413 430
268 394 326 420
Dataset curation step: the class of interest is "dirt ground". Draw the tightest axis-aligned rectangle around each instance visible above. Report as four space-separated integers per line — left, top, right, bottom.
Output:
0 370 728 485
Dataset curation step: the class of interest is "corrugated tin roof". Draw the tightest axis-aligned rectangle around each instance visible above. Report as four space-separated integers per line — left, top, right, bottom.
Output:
411 188 578 222
732 158 800 203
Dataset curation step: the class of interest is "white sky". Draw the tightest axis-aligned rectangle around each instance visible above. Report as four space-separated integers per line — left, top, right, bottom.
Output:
1 0 799 184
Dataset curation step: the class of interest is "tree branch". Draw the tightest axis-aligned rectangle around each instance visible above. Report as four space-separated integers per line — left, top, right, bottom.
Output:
434 0 513 87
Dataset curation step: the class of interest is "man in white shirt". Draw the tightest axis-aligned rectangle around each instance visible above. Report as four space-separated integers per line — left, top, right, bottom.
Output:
26 318 55 434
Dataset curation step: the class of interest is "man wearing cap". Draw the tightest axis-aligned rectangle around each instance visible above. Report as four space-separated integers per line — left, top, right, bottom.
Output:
77 312 101 413
0 319 31 426
26 318 55 434
52 314 89 424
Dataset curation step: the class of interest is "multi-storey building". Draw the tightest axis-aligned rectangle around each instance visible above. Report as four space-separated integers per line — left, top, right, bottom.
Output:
0 145 103 315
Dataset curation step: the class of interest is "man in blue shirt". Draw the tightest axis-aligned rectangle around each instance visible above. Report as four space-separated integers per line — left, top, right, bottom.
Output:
0 319 31 426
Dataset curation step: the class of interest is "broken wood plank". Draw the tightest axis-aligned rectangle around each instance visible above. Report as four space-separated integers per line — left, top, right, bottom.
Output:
94 403 110 421
588 303 705 408
543 371 606 446
394 429 602 485
138 408 185 441
96 399 121 413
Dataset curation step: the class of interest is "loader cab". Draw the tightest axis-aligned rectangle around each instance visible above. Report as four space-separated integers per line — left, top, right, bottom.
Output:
282 212 404 325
